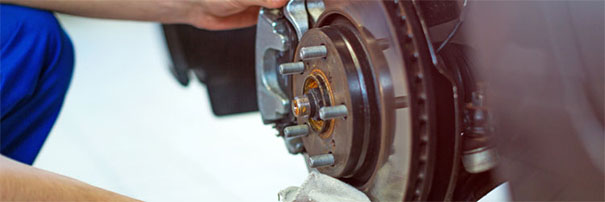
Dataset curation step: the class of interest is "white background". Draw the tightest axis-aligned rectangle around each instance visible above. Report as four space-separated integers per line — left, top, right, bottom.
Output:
33 14 509 201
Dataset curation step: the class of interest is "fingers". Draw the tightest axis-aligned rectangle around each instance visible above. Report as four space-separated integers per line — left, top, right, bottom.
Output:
235 0 289 9
206 0 288 17
192 6 261 31
189 0 289 30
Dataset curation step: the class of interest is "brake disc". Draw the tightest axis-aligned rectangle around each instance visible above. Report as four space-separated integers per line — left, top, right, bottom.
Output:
255 0 496 201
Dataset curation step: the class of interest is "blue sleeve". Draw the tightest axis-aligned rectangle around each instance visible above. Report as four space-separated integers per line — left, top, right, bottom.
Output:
1 4 75 165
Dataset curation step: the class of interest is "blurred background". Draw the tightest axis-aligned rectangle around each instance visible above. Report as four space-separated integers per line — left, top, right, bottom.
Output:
33 14 509 201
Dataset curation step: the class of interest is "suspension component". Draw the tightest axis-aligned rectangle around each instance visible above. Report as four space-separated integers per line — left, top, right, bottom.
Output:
462 89 497 173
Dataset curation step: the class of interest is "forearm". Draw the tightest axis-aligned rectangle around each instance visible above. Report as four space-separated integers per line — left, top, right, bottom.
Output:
0 155 137 201
0 0 195 24
1 0 288 30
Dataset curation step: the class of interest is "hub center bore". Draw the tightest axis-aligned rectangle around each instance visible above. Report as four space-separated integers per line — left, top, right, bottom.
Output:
294 69 335 137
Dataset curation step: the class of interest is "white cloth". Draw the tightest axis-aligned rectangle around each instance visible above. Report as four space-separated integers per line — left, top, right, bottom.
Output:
278 171 370 202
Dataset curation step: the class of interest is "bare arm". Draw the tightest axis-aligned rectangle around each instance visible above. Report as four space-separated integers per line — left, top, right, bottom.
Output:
0 0 289 200
0 155 138 201
0 0 288 30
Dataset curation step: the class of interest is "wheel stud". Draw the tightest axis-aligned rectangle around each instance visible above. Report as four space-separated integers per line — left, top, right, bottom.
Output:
309 154 335 168
319 105 348 120
300 45 327 60
284 125 310 138
279 61 305 75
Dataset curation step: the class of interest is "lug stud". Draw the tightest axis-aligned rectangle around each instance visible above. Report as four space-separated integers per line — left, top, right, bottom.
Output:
284 125 310 138
279 61 305 75
319 105 348 120
377 38 390 50
309 154 335 168
300 45 327 60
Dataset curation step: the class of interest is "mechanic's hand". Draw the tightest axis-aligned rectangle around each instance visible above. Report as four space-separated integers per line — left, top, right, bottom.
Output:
188 0 288 30
0 0 288 31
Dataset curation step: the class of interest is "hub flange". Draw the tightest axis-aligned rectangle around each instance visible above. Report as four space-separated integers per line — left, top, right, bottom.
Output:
290 19 381 183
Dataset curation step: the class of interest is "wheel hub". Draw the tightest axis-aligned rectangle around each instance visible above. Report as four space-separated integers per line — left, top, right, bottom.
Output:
254 0 493 201
288 19 381 182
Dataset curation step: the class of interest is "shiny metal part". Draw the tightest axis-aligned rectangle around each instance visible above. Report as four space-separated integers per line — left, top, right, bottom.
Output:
309 154 335 168
306 0 326 24
462 147 497 173
300 45 328 60
319 105 348 120
279 61 306 75
284 125 310 138
284 0 309 40
255 8 295 122
292 95 312 118
462 90 496 173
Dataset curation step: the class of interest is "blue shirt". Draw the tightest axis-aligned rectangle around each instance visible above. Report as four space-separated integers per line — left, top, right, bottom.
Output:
1 4 74 165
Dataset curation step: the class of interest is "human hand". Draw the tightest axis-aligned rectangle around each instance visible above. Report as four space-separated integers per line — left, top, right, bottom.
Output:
0 0 288 31
186 0 289 30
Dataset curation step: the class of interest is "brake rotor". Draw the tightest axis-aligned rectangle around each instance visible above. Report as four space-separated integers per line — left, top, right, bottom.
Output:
283 1 456 201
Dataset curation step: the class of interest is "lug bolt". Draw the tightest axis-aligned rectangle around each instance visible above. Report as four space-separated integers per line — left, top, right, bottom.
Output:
309 154 335 168
284 125 310 138
279 61 305 75
319 105 348 120
300 45 327 60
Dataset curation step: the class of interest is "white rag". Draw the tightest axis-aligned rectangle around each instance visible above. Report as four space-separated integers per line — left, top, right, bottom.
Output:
278 171 370 202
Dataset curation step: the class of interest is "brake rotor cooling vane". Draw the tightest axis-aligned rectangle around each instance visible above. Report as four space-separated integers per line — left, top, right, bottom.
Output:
255 0 498 201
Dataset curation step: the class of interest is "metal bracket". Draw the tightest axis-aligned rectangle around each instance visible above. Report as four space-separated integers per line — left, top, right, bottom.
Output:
256 8 295 122
306 0 326 26
284 0 310 40
256 1 326 154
